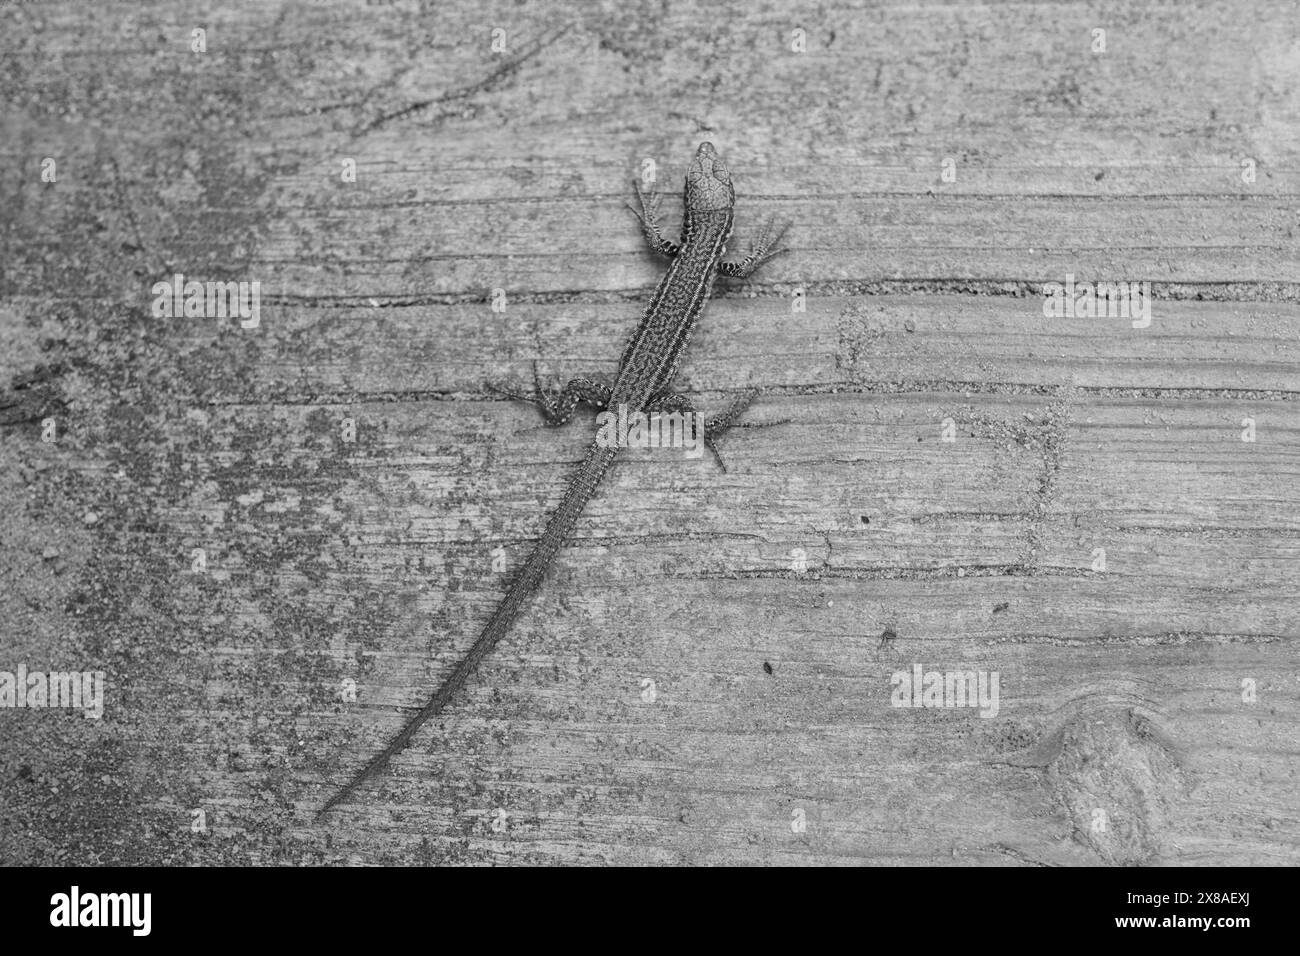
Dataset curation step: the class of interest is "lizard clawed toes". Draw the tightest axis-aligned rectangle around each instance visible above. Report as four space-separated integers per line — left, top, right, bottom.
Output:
484 362 559 416
700 389 770 472
484 381 532 404
754 218 792 259
629 181 662 220
704 435 731 474
734 416 792 430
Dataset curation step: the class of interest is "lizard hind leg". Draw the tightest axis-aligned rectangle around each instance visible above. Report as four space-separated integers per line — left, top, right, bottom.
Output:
485 362 611 425
538 376 613 427
646 388 781 474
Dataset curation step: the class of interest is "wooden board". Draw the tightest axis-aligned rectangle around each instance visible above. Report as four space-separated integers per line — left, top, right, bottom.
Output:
0 0 1296 866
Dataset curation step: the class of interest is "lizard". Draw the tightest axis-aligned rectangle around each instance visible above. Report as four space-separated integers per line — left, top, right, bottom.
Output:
318 141 789 818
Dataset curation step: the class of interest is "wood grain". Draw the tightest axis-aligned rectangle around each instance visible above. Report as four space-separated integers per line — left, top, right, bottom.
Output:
0 0 1296 865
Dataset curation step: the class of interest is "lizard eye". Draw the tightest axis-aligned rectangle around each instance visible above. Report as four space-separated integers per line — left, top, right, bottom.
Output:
721 245 727 255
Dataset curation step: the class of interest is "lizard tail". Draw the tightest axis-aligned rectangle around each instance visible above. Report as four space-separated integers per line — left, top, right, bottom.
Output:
317 441 619 820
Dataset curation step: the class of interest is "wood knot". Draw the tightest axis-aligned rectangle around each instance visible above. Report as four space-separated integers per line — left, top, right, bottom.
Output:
1042 700 1188 865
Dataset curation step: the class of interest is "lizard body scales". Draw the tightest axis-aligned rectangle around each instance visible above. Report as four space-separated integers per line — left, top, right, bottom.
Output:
319 142 786 817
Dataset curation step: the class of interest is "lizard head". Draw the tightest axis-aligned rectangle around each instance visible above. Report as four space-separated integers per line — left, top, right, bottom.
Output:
684 142 735 212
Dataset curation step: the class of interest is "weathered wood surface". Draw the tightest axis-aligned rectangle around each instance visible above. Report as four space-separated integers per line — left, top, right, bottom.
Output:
0 0 1297 865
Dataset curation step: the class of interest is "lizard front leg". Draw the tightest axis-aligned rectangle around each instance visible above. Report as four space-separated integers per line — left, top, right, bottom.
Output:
719 219 791 278
488 361 611 425
627 181 681 258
